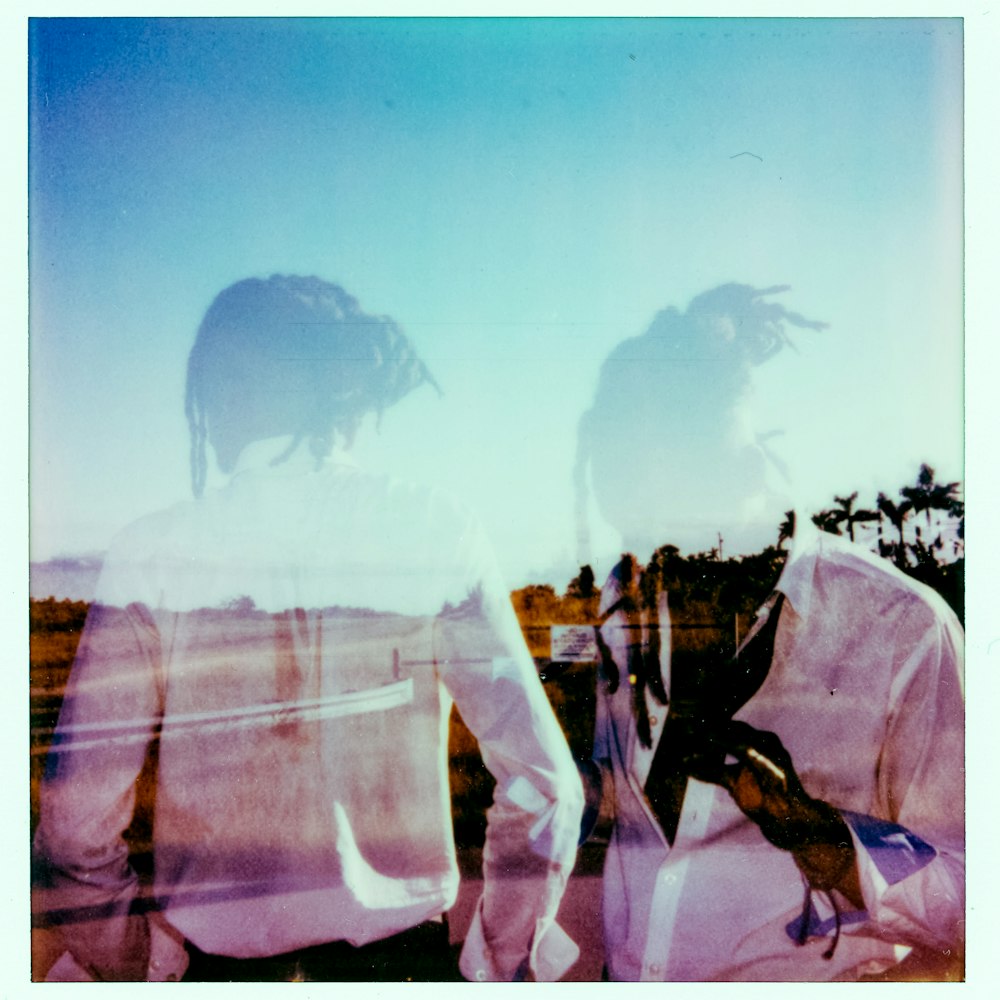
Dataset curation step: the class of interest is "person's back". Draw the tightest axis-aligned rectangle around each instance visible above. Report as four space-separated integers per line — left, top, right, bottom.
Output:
35 275 583 981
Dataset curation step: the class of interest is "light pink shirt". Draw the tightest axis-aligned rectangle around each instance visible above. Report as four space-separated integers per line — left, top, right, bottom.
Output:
36 438 582 981
595 522 964 981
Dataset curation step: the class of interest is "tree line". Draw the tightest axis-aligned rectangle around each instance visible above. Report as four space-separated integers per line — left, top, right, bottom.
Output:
802 463 963 621
27 463 963 846
513 462 964 639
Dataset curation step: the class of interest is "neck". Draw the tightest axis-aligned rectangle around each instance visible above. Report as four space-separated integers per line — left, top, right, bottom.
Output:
228 435 356 476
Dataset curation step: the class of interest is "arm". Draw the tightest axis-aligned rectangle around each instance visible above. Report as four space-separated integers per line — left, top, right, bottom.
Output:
716 725 864 907
434 550 583 981
844 599 965 954
33 599 163 981
717 598 964 955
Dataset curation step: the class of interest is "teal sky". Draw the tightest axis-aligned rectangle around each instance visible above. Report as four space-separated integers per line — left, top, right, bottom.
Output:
28 15 965 586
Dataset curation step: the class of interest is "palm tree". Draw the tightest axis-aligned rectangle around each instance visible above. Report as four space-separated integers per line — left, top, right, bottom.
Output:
811 508 843 536
876 492 912 569
948 495 965 557
830 491 879 543
777 510 796 549
901 464 960 528
900 464 962 558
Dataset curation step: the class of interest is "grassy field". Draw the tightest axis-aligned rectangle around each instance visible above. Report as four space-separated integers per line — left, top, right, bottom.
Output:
28 596 598 852
29 595 604 980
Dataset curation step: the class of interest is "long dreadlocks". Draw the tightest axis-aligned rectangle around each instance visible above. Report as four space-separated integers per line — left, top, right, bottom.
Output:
578 284 824 745
574 283 826 565
185 275 441 497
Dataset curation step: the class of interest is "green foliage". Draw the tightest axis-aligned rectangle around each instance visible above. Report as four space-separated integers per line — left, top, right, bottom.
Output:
832 464 965 620
565 564 596 599
29 597 89 635
223 595 258 614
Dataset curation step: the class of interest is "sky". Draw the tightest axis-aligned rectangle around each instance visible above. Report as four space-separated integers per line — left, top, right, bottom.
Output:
9 6 1000 993
27 13 966 589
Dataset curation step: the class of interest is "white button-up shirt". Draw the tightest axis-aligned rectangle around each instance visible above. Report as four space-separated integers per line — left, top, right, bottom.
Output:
595 522 964 981
35 438 583 981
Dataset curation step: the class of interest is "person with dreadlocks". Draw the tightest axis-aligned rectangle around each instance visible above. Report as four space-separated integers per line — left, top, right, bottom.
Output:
575 283 964 981
34 274 583 982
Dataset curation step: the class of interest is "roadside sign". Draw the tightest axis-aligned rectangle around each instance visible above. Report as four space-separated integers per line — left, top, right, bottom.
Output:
550 625 598 664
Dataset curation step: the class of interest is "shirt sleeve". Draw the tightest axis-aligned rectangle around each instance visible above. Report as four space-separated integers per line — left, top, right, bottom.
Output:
840 596 965 956
33 552 164 981
433 522 583 982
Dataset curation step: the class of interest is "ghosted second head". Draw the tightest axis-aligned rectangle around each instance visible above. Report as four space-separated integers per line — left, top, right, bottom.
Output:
575 282 826 560
184 274 439 496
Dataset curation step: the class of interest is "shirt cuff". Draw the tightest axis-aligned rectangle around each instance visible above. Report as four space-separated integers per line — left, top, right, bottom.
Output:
841 810 936 886
45 952 95 982
530 918 580 982
459 902 579 982
146 912 190 982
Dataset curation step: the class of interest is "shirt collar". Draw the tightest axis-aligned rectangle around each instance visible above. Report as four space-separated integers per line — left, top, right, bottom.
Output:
774 513 829 620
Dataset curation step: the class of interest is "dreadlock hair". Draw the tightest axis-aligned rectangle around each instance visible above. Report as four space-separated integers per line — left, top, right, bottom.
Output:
184 275 441 497
574 283 826 564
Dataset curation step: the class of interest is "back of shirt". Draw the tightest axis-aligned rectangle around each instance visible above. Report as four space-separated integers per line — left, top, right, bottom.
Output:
37 448 582 978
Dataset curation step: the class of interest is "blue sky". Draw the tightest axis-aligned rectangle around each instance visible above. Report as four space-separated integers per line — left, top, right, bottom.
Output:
27 15 965 587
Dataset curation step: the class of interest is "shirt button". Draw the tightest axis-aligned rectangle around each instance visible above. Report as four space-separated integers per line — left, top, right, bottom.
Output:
475 970 487 982
649 716 658 726
649 964 662 976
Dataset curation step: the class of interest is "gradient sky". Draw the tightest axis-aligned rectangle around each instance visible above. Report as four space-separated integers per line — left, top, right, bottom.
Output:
28 15 965 587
